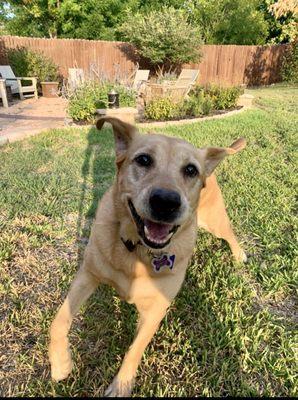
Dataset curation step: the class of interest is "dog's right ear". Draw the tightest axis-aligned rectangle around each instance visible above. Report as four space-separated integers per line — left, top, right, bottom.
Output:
96 117 137 165
201 137 247 176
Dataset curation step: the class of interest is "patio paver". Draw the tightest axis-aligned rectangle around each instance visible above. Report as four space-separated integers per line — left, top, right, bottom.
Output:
0 97 68 144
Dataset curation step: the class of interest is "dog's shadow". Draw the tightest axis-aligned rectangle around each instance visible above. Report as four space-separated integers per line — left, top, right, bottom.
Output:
73 127 137 394
69 126 251 396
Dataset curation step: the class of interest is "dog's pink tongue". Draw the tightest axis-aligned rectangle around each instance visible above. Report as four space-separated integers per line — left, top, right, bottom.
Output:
144 219 172 240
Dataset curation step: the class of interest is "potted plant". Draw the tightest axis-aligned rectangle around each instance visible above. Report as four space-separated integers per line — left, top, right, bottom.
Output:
39 59 60 98
7 48 60 98
41 75 60 98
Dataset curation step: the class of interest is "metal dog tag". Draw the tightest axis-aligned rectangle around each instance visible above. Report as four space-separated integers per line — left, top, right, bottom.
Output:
152 254 175 272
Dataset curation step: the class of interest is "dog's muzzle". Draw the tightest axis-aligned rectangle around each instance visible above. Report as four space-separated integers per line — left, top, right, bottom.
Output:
128 199 179 249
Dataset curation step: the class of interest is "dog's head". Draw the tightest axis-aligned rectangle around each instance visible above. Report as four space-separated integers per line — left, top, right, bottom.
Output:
97 117 246 250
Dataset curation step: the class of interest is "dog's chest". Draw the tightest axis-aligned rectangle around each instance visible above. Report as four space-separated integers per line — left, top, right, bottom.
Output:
125 260 175 305
132 260 151 278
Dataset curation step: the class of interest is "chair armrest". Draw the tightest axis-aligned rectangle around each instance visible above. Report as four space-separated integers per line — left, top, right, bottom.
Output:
0 79 6 89
16 77 38 94
16 77 37 81
162 80 176 86
147 83 165 88
5 77 36 82
170 85 189 89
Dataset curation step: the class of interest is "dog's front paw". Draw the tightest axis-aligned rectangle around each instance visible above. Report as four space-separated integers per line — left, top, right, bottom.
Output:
233 248 248 263
104 376 135 397
48 341 73 381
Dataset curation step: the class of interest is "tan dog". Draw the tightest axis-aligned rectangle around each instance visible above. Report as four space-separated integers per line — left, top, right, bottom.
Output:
49 117 247 396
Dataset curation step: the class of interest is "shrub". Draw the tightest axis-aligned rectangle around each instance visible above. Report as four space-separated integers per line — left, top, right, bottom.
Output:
119 7 202 68
207 86 243 110
8 48 59 83
144 97 182 121
182 94 204 117
183 89 216 117
201 96 214 115
68 81 136 122
193 85 242 110
115 84 137 108
144 84 242 121
281 41 298 84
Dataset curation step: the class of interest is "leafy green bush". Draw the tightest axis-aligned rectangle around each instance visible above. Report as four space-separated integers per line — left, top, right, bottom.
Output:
213 86 242 109
144 84 242 121
68 81 136 122
115 84 137 108
144 97 182 121
8 48 59 83
201 96 214 115
191 85 243 110
119 7 202 67
281 41 298 84
182 89 216 117
182 95 203 117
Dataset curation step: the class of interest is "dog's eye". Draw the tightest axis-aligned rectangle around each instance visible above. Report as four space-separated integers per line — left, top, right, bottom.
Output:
134 153 153 167
183 163 199 178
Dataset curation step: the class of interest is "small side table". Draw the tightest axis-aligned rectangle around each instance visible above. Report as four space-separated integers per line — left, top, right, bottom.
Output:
96 107 138 124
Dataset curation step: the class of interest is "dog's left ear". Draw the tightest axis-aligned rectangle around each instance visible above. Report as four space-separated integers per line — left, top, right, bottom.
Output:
202 138 247 176
96 117 138 165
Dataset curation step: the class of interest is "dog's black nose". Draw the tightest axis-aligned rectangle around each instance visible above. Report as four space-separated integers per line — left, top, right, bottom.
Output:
149 188 181 221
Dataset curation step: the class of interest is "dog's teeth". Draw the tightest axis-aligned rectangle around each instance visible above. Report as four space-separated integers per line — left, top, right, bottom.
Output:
144 227 174 245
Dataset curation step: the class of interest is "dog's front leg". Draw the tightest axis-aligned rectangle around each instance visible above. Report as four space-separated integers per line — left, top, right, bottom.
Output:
105 299 169 397
48 266 100 381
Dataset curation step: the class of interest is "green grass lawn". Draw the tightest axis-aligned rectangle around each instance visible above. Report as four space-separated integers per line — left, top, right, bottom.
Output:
0 85 297 397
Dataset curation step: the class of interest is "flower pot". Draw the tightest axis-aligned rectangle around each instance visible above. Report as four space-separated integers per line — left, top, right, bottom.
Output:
41 82 59 98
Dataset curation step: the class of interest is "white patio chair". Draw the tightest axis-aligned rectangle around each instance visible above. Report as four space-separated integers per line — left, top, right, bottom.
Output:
0 65 38 100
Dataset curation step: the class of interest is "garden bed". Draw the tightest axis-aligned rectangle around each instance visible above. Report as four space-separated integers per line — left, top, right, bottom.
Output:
66 82 245 125
137 106 248 127
141 85 244 122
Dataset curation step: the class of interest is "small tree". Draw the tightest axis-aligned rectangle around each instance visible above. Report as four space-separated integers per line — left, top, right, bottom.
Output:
119 7 202 68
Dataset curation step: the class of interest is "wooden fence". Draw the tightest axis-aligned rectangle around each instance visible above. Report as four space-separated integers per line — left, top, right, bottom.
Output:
0 35 289 86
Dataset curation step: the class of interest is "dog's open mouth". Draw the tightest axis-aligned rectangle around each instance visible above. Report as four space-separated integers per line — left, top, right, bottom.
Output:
128 200 178 249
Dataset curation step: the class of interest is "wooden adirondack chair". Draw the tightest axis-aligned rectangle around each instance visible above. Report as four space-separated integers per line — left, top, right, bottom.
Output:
146 68 199 102
132 69 150 91
175 69 200 89
0 65 38 102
